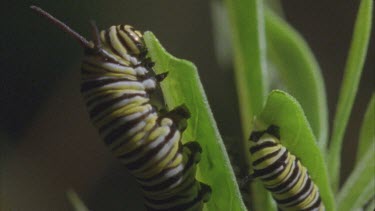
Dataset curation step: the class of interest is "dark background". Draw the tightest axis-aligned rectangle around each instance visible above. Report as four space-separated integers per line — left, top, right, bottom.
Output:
1 0 373 210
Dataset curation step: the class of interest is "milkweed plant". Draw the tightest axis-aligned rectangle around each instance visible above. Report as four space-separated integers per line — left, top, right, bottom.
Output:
64 0 373 210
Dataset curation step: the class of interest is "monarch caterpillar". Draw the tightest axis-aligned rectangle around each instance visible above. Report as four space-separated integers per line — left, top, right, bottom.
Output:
249 125 325 211
31 6 211 211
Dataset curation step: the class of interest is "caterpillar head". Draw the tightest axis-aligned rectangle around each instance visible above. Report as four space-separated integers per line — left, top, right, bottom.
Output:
97 25 147 61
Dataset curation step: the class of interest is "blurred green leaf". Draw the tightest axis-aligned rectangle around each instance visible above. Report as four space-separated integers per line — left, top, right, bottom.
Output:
257 90 335 211
328 0 373 191
265 10 328 150
336 142 375 211
210 0 233 69
66 189 89 211
224 0 271 209
144 32 247 211
224 0 267 133
265 0 285 17
356 94 375 163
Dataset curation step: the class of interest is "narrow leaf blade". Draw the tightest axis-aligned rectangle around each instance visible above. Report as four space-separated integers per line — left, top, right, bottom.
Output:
328 0 373 191
356 94 375 163
337 143 375 211
66 189 89 211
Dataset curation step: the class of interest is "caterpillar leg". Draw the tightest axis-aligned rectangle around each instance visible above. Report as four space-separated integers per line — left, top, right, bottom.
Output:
159 104 190 132
239 173 258 189
199 183 212 203
159 104 190 119
166 104 191 119
183 141 212 208
141 57 155 69
265 125 280 139
183 141 202 163
155 72 168 82
183 141 212 200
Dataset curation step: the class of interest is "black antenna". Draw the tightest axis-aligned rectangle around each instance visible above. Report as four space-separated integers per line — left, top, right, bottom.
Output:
30 5 93 49
90 20 102 48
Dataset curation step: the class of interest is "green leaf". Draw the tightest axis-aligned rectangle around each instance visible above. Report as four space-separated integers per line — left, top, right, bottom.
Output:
224 0 271 209
257 90 335 211
66 189 89 211
328 0 373 191
336 143 375 211
265 10 328 150
144 32 247 211
356 94 375 163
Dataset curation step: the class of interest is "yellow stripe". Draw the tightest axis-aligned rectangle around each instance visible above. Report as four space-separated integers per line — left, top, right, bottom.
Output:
264 154 295 187
95 103 150 128
118 27 140 54
109 26 128 56
111 114 158 154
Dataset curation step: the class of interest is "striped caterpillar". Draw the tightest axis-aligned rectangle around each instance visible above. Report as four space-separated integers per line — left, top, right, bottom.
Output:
31 6 211 211
249 125 325 211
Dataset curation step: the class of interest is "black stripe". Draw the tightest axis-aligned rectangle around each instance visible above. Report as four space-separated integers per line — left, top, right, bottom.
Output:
125 126 177 170
98 109 136 133
266 160 300 192
110 123 158 154
304 194 322 210
253 148 281 166
288 178 314 207
121 25 144 54
102 109 154 145
117 26 132 53
145 182 211 211
81 78 132 92
140 147 195 192
143 166 195 194
81 60 132 75
276 160 304 194
145 183 202 211
262 157 290 182
250 141 278 154
89 93 147 117
276 175 312 204
262 162 286 182
85 92 110 107
253 149 288 177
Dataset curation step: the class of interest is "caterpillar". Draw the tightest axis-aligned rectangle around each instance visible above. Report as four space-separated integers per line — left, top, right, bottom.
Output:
30 6 211 211
248 125 325 211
